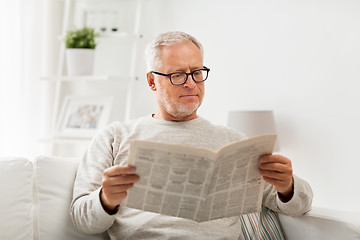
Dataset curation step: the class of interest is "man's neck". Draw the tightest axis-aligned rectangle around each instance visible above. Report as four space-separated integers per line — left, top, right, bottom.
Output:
152 112 198 122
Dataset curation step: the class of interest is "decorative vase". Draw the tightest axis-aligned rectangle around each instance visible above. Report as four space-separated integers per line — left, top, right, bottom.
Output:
66 49 95 76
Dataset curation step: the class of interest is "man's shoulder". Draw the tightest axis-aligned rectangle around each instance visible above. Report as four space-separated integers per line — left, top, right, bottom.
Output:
109 115 151 127
202 117 246 134
196 117 247 142
95 115 151 137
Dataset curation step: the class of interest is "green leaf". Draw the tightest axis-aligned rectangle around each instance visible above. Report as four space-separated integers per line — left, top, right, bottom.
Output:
65 26 98 49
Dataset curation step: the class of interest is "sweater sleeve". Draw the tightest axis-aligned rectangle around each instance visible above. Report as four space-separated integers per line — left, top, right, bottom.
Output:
70 124 119 234
262 175 313 217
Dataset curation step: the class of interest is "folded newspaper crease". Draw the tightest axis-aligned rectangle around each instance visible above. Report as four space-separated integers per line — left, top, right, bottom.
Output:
123 134 277 222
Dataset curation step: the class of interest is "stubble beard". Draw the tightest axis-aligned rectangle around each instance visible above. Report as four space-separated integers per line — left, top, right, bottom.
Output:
159 94 202 118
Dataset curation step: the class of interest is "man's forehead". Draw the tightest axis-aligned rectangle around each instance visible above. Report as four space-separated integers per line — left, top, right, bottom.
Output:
159 61 203 73
156 41 203 71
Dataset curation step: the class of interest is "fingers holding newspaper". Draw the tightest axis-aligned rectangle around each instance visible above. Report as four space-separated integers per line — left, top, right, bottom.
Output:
259 154 294 202
100 165 140 214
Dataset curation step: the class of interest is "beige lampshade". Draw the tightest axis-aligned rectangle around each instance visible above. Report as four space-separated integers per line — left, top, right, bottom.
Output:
227 110 280 152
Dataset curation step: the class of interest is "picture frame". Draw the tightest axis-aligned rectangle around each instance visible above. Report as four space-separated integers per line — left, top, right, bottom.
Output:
56 95 113 138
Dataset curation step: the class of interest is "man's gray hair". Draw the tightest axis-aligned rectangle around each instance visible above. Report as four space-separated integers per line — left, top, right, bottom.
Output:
145 31 204 72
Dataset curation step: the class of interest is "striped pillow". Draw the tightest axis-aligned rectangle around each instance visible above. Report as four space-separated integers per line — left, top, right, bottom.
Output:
239 207 285 240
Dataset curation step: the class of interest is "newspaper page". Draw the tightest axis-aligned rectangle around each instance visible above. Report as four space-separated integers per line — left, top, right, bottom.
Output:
123 134 276 222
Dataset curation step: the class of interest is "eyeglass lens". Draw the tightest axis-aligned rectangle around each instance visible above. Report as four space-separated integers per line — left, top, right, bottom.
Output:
171 69 208 85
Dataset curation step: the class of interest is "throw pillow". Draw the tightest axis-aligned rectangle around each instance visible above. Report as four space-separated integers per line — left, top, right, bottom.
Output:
239 207 285 240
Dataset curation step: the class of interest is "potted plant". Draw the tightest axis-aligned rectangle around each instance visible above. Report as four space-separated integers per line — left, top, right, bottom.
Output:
65 27 99 76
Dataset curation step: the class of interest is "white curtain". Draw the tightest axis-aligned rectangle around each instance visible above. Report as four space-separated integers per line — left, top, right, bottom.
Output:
0 0 48 158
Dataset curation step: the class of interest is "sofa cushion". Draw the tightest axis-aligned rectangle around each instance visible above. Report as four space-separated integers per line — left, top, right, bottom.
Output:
0 157 33 240
279 206 360 240
33 155 108 240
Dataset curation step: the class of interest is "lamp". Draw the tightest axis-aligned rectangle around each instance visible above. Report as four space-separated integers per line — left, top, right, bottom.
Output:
227 110 280 152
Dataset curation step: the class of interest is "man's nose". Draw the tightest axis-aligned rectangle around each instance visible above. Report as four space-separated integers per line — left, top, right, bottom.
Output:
183 74 196 88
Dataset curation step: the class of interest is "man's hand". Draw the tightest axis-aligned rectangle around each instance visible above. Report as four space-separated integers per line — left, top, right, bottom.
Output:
100 165 139 214
259 154 294 202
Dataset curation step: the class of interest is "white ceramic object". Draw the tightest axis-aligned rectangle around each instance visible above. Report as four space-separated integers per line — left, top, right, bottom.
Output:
66 48 95 76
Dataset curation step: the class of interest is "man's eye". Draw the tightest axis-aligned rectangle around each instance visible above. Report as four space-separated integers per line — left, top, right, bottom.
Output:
172 73 183 79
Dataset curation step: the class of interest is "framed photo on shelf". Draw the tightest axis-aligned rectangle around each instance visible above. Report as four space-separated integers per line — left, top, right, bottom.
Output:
56 95 113 138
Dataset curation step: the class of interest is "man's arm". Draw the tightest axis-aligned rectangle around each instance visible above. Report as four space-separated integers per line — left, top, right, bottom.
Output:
69 124 138 234
259 154 313 216
70 165 139 234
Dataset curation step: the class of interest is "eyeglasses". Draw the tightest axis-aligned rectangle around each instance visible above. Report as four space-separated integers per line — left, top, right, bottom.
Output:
151 66 210 85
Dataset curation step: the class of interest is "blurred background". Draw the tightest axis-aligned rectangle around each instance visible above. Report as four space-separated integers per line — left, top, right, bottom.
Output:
0 0 359 214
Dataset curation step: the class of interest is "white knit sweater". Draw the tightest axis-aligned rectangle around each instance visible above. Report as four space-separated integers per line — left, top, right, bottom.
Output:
70 115 313 240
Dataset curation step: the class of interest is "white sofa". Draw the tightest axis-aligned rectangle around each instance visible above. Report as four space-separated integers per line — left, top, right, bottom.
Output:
0 156 359 240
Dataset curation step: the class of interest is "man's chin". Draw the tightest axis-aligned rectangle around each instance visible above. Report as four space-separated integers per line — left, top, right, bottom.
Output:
171 103 201 118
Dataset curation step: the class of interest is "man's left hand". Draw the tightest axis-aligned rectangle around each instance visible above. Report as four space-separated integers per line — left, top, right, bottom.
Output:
259 154 294 202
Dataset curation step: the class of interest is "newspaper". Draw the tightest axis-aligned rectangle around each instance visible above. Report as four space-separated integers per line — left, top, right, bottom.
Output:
123 134 277 222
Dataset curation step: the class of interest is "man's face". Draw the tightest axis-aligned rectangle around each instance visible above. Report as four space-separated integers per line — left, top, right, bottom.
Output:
148 41 205 121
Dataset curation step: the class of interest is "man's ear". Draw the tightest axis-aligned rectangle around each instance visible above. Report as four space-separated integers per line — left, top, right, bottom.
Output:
147 72 156 91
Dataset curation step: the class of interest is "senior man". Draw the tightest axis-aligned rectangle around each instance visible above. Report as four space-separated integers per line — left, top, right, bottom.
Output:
70 31 313 239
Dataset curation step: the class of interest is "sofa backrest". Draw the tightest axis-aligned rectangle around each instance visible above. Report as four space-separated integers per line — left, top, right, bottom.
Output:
0 157 33 240
33 155 109 240
0 156 109 240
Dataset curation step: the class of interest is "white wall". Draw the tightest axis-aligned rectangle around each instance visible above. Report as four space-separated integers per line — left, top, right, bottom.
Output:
133 0 360 213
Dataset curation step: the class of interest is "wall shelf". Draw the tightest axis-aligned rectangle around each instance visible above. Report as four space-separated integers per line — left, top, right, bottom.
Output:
58 32 140 41
40 0 144 157
39 138 92 144
40 75 132 82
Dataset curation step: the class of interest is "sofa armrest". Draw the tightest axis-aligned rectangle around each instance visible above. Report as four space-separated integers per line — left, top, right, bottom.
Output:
278 206 360 240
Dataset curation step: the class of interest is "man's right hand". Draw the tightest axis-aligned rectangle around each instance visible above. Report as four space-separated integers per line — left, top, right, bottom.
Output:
100 165 139 214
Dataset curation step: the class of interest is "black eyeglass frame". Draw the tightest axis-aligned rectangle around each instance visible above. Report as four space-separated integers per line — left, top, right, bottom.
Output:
150 66 210 85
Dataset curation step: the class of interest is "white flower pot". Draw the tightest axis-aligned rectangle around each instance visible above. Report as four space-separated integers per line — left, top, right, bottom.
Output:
66 49 95 76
